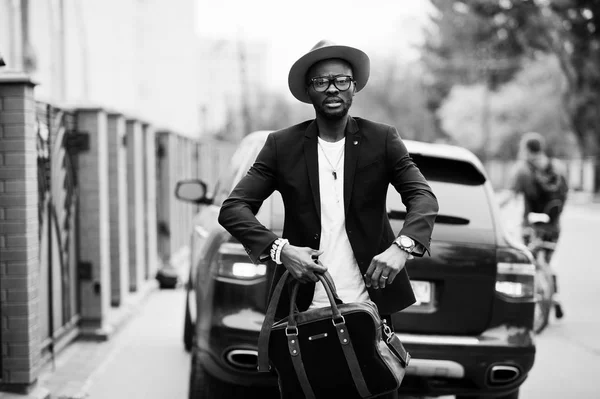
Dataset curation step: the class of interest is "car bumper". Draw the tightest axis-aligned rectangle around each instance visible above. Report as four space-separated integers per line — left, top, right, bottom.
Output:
199 323 535 396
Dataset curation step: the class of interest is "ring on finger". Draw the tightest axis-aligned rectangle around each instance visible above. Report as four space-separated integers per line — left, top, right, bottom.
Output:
382 275 389 280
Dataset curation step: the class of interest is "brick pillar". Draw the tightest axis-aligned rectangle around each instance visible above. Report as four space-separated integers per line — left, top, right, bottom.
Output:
0 74 46 395
106 113 129 306
125 119 146 291
143 124 158 280
76 108 112 338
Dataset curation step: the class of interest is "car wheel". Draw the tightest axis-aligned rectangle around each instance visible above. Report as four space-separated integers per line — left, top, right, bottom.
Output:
183 289 194 352
188 350 229 398
188 350 278 399
533 267 552 334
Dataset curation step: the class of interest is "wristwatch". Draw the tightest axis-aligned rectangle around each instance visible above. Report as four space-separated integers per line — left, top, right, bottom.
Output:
393 235 415 254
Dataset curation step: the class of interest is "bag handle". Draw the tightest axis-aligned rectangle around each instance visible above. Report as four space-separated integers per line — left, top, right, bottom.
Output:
258 270 339 371
287 273 343 330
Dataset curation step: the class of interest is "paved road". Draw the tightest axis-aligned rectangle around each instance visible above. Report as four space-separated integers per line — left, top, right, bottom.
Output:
83 202 600 399
519 203 600 398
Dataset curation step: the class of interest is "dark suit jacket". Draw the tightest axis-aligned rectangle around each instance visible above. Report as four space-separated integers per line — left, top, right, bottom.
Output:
218 116 438 318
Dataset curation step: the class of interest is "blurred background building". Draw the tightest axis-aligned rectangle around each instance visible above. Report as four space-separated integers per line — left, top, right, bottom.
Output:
0 1 221 397
0 0 199 136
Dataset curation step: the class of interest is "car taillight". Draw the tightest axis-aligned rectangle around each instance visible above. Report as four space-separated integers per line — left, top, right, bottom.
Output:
495 262 535 300
217 243 267 282
495 247 535 301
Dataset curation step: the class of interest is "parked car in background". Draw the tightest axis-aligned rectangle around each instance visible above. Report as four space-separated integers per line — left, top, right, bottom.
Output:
176 130 537 399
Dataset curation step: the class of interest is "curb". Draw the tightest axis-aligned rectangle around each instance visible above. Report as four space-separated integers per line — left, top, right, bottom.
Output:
0 387 51 399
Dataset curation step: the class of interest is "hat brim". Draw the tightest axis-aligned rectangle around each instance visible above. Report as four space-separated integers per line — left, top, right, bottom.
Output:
288 45 370 104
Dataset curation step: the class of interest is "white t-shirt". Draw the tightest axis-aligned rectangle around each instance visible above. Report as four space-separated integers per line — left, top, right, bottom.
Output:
309 137 371 309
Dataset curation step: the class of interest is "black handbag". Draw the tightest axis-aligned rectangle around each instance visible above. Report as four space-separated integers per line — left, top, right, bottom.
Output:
258 271 411 398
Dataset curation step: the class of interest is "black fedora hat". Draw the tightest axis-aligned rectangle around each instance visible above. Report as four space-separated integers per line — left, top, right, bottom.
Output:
288 39 370 103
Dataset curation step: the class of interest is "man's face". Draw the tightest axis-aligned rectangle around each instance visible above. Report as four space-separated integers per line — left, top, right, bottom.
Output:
306 59 355 121
526 151 547 169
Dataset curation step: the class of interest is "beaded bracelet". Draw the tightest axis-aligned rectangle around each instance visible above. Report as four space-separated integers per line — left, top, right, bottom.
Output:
270 238 289 265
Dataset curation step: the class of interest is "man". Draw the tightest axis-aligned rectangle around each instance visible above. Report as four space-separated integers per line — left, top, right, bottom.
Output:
502 132 567 320
218 40 439 398
502 132 568 246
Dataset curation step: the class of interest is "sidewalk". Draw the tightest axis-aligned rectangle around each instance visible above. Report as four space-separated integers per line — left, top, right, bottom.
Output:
35 280 160 399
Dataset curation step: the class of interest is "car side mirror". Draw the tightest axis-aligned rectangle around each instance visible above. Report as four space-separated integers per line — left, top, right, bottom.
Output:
175 179 212 205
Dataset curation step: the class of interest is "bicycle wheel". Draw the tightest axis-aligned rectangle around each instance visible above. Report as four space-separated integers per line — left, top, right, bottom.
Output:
533 259 552 334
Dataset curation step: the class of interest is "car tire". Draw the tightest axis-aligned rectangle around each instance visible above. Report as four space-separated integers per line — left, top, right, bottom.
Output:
188 350 278 399
183 290 194 352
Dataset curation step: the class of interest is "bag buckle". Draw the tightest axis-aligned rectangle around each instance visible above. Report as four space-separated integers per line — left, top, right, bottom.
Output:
332 315 346 326
285 326 298 336
382 320 394 344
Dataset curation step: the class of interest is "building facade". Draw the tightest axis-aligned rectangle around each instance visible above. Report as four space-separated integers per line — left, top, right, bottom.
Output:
0 1 209 397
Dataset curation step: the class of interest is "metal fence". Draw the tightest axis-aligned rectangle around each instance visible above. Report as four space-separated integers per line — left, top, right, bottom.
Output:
36 102 80 362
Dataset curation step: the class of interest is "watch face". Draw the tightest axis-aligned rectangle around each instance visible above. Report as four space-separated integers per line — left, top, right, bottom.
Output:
400 236 414 248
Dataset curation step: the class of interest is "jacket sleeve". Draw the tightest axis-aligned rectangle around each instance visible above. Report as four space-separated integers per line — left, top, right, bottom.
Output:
218 133 280 264
385 126 439 256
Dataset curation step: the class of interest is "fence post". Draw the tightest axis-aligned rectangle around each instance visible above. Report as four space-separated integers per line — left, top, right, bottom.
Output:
75 107 112 339
142 123 158 280
155 131 171 264
0 74 48 396
106 112 129 307
125 119 146 292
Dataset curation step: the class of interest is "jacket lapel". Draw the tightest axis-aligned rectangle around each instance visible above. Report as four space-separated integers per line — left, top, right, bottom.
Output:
304 121 321 218
343 117 361 216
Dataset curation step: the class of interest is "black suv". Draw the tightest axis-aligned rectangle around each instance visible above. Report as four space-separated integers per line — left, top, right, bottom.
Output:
177 130 537 399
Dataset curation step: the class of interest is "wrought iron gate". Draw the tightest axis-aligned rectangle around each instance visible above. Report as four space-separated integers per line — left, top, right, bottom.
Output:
36 102 80 360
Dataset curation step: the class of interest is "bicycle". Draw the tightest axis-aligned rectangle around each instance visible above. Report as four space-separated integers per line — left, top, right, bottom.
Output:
525 211 564 334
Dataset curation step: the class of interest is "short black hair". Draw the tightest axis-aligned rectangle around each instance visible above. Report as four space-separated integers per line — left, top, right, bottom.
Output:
525 136 543 154
520 131 546 155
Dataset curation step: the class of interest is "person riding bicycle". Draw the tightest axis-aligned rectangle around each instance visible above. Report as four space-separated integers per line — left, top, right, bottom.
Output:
501 132 568 323
501 132 568 249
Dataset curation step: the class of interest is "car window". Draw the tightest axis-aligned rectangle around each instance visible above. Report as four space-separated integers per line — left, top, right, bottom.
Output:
387 155 493 230
213 135 267 205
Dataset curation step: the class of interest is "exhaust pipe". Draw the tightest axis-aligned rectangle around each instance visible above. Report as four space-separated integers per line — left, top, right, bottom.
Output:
225 349 259 370
489 365 520 384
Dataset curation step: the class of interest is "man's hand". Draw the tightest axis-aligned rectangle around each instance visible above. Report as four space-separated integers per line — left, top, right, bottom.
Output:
364 245 412 289
280 245 326 283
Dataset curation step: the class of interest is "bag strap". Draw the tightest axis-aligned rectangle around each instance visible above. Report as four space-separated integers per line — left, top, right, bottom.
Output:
386 335 411 367
258 270 291 372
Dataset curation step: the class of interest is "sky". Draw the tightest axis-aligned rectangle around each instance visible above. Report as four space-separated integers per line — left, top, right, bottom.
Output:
196 0 435 93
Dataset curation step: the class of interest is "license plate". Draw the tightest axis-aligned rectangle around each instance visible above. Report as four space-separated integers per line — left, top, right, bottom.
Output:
411 280 432 305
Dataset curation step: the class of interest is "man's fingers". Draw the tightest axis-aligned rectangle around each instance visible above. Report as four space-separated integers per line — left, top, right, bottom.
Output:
370 267 383 289
364 259 378 287
387 269 400 285
311 249 325 257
